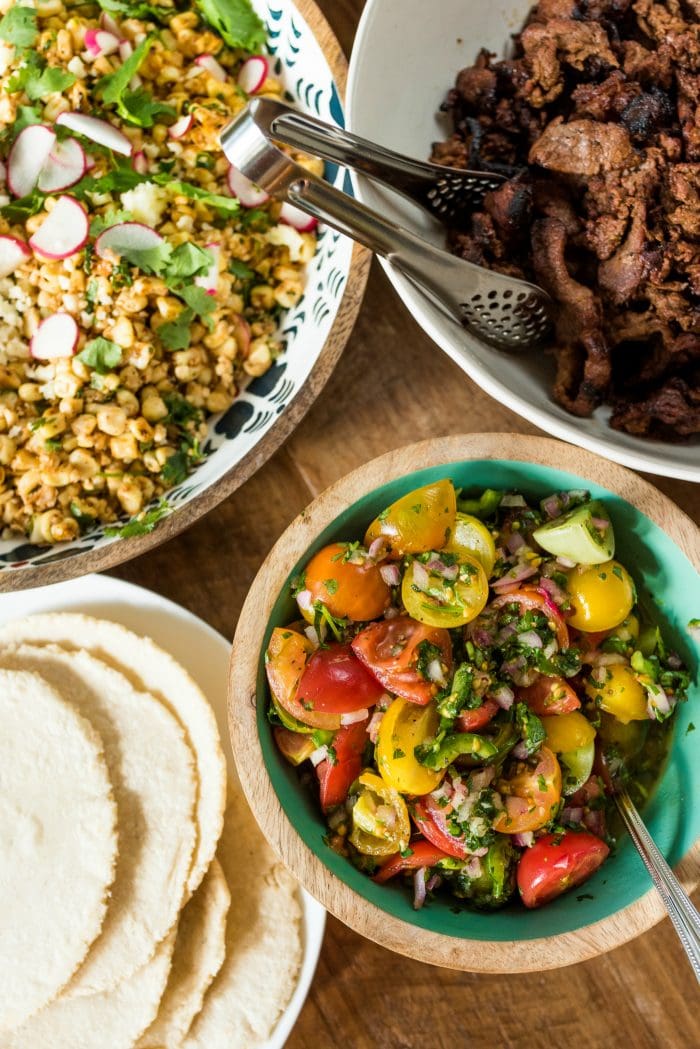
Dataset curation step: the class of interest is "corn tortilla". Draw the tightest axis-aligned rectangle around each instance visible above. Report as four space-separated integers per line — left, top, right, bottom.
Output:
137 859 230 1049
182 779 302 1049
0 613 226 895
0 644 197 997
0 670 117 1033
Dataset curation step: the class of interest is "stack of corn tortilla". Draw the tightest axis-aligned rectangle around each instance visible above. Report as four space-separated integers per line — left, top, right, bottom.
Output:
0 614 302 1049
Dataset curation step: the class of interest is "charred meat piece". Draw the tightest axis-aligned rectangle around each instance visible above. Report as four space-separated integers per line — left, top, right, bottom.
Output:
529 118 635 176
611 378 700 436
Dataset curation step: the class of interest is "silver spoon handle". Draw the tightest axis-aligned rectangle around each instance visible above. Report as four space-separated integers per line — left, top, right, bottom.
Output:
616 785 700 982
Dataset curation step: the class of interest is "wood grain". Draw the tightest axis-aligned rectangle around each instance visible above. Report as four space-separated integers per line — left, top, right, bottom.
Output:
113 1 700 1045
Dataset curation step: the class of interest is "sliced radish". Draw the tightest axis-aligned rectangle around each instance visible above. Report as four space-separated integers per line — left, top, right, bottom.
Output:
29 196 89 260
237 55 268 94
168 114 192 140
84 28 120 57
194 241 220 295
227 165 269 207
0 235 30 278
279 201 318 232
132 150 148 174
56 111 133 156
99 12 122 36
7 125 56 198
30 312 79 360
94 221 164 259
195 53 226 82
37 138 86 193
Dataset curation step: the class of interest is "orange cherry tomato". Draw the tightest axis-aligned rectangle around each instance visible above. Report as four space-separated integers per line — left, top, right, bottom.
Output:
516 676 581 716
364 480 457 560
301 543 391 622
265 627 340 730
494 746 562 834
489 587 570 650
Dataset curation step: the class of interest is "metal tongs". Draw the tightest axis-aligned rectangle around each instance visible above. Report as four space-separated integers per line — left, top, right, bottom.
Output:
219 99 552 352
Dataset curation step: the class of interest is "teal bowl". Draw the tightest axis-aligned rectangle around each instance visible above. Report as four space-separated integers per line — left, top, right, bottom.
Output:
230 434 700 971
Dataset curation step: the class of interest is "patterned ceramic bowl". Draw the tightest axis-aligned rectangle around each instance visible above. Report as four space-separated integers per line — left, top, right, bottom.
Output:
0 0 369 592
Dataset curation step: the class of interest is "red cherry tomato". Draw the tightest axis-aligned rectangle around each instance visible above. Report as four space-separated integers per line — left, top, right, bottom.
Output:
297 643 385 714
456 699 500 733
517 831 609 908
373 839 452 882
489 587 570 650
303 542 391 621
351 616 452 706
516 676 581 716
412 794 471 860
316 717 369 812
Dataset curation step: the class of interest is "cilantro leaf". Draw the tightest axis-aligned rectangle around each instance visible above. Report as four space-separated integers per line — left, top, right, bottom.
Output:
194 0 266 52
25 65 76 100
95 0 172 23
228 258 255 280
160 448 191 486
90 208 133 237
116 87 176 128
104 499 171 538
158 307 194 350
77 337 123 374
0 189 45 222
153 175 240 215
180 284 216 324
97 36 166 126
73 164 149 198
514 702 546 757
0 5 37 47
163 242 214 281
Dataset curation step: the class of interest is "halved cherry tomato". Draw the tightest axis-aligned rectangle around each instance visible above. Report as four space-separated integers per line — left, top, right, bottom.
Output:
516 676 581 715
316 718 369 811
348 771 410 856
494 746 562 834
351 616 452 706
365 480 457 559
413 794 470 860
265 627 340 731
402 554 488 628
517 831 609 908
373 839 452 882
456 698 499 733
296 642 384 714
442 512 497 577
299 542 391 622
376 697 444 795
489 587 570 650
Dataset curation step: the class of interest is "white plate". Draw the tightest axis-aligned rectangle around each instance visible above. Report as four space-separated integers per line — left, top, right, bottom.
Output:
346 0 700 482
0 574 325 1048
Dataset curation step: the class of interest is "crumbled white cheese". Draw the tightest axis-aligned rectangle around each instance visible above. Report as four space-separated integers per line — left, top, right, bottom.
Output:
120 182 169 228
266 223 305 262
67 55 87 79
0 42 14 76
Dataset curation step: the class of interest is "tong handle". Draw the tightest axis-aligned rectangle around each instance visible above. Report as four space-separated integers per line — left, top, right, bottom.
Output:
285 174 471 321
273 110 448 196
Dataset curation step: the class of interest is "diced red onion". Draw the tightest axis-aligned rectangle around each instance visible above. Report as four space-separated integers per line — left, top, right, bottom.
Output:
426 658 446 686
496 623 518 644
303 625 320 645
519 629 544 649
379 563 401 587
425 873 442 893
411 561 430 591
501 493 527 508
340 708 368 726
513 831 534 848
506 531 526 554
562 806 584 824
368 536 387 562
645 683 672 719
378 693 394 712
367 710 384 744
583 809 606 838
489 684 514 710
465 856 483 878
427 557 458 580
541 494 562 520
310 745 328 767
384 605 401 619
591 516 609 530
492 563 538 589
590 651 627 667
469 766 495 792
472 626 494 648
512 741 529 760
448 777 465 807
556 555 576 569
296 588 313 614
413 868 427 910
538 576 568 608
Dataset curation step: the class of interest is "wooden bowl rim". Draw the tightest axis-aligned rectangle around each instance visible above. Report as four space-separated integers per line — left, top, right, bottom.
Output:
0 0 371 594
229 432 700 973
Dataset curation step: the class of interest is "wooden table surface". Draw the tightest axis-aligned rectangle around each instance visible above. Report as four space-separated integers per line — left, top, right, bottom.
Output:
116 2 700 1045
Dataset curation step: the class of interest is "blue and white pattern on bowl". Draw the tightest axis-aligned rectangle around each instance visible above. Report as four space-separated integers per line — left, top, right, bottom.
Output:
0 0 354 577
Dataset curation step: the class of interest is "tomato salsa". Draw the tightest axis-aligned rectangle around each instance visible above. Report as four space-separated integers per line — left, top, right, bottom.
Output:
266 481 691 911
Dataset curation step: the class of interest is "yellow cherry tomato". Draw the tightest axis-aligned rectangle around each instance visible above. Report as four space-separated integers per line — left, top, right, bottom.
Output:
401 554 489 629
442 512 497 577
585 664 648 724
349 771 410 857
377 697 444 795
567 560 635 632
541 711 596 754
365 480 457 559
494 746 562 834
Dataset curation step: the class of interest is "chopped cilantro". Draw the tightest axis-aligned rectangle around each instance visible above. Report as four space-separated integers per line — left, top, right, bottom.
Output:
393 749 405 760
77 337 122 374
94 0 172 23
400 847 414 859
194 0 266 52
323 578 339 596
228 258 256 280
44 437 62 452
514 702 546 757
160 447 197 486
104 498 171 538
152 174 240 215
96 36 170 127
24 63 75 100
164 242 214 282
0 5 37 47
415 639 443 681
687 722 696 735
69 500 96 532
158 307 195 351
90 208 132 238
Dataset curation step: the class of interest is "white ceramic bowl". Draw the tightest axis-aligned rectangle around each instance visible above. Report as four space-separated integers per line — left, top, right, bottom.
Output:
346 0 700 482
0 0 368 591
